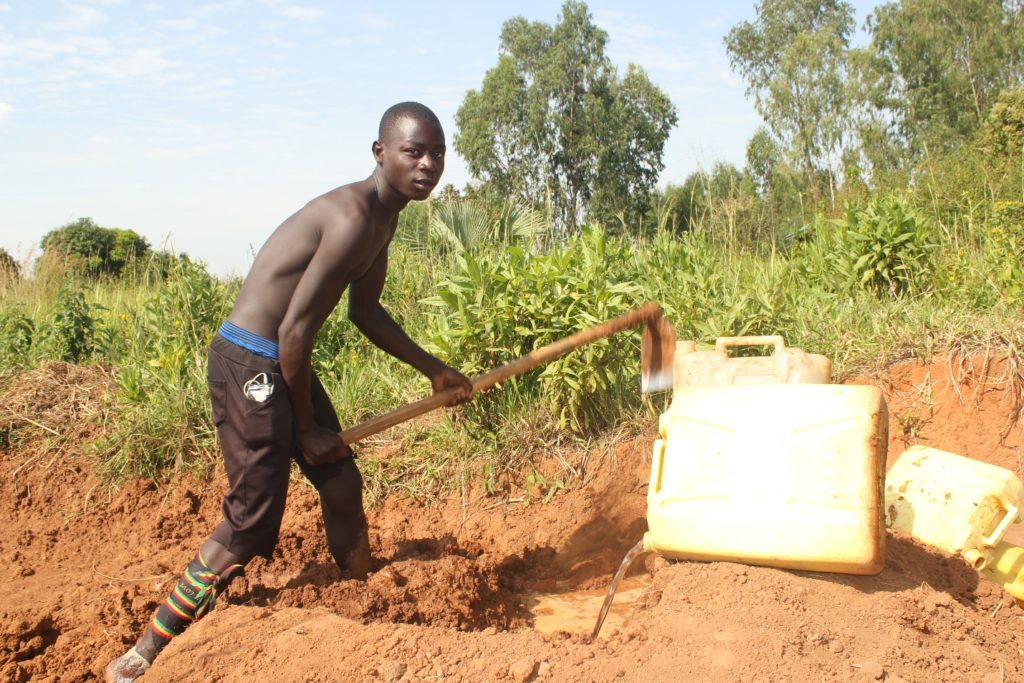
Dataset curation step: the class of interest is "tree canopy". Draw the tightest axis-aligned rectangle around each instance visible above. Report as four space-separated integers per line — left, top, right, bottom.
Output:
454 1 677 235
41 217 151 278
725 0 857 201
864 0 1024 157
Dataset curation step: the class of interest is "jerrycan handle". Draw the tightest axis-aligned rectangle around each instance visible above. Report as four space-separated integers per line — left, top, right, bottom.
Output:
649 439 666 496
715 335 786 355
982 502 1021 547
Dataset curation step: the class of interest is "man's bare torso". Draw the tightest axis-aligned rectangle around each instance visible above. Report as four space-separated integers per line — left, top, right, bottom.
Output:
227 178 397 341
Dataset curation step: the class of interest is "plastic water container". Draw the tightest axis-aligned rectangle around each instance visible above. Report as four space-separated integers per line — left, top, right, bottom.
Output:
885 445 1024 569
644 384 888 575
980 542 1024 603
672 335 831 395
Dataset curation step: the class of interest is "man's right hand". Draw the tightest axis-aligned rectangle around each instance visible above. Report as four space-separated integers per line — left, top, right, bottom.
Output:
299 425 353 465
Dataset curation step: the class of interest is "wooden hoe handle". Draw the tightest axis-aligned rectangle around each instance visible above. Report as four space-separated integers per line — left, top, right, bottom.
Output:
340 302 664 445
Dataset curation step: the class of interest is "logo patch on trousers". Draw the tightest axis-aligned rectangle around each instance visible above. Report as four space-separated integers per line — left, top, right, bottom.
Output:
243 372 274 402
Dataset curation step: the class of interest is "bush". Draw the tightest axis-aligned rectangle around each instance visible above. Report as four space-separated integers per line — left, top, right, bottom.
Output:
0 305 34 369
423 227 644 433
43 288 95 363
986 200 1024 304
981 88 1024 158
829 194 939 297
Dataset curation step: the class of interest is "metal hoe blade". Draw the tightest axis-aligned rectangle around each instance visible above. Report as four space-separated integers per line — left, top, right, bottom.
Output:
640 314 675 394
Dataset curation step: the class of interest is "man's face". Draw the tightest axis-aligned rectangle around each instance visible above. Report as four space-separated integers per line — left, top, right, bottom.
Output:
378 116 445 201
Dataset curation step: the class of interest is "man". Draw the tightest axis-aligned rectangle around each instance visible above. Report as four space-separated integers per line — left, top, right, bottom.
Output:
106 101 472 682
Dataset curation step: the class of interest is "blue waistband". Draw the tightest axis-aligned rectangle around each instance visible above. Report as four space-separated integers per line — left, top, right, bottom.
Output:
218 320 280 360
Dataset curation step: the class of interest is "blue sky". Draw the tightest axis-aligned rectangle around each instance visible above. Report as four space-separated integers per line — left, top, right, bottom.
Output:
0 0 882 276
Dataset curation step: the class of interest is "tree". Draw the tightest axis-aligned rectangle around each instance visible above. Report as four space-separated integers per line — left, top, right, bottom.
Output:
589 64 678 232
863 0 1024 157
670 170 719 233
41 217 150 278
745 126 782 196
455 1 677 235
725 0 857 203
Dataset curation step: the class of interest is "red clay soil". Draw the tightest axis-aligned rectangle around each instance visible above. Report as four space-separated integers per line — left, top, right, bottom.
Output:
1 354 1022 682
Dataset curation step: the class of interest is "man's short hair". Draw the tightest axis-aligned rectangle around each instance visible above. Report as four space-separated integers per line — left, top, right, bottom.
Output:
378 102 441 142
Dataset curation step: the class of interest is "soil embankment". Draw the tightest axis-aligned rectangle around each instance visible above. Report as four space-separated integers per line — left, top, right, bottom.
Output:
1 355 1022 682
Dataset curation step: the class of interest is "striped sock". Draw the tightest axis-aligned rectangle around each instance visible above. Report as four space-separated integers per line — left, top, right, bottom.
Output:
146 553 243 655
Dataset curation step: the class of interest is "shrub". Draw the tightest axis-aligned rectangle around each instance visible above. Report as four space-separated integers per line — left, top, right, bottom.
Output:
43 288 95 363
0 305 34 369
986 200 1024 304
423 227 644 433
829 194 939 297
981 88 1024 158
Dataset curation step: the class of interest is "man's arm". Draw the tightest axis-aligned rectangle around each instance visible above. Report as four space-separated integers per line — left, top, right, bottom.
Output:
278 217 366 464
349 246 472 405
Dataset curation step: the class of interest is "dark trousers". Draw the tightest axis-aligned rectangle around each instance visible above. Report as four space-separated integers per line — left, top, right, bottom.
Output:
206 335 366 563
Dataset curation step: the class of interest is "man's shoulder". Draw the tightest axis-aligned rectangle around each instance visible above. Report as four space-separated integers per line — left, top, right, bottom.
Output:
307 181 374 232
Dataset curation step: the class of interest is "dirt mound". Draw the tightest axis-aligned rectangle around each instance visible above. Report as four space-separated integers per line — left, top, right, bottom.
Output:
0 361 111 434
238 548 521 630
1 354 1023 681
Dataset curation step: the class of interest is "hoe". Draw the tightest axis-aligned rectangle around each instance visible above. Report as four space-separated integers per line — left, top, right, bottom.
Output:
339 301 675 445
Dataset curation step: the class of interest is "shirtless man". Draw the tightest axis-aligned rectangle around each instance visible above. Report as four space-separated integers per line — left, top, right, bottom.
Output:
106 101 472 682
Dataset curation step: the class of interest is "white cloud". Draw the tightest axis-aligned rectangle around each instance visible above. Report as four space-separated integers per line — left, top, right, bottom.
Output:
193 2 240 17
719 67 742 87
149 142 231 161
12 37 78 62
159 17 196 30
0 4 11 12
0 102 11 122
359 12 391 29
281 5 324 21
89 134 118 145
596 12 697 74
260 0 325 21
49 4 106 32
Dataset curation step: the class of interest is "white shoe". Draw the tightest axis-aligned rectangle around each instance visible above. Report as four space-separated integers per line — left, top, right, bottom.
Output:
104 646 151 683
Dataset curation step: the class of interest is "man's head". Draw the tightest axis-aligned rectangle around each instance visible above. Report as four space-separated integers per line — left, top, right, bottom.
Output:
378 101 441 143
373 102 445 201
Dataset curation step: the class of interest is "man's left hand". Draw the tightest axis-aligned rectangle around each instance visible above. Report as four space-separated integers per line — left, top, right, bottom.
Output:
431 366 473 406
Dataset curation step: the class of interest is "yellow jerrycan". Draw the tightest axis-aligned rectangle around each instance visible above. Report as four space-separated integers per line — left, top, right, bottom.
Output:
885 445 1024 569
672 335 831 395
980 542 1024 604
644 383 888 575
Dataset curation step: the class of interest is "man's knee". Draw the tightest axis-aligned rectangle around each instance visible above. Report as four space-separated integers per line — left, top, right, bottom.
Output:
315 459 365 521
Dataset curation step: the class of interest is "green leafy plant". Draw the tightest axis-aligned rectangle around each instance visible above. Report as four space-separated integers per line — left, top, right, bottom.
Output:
397 196 549 257
423 227 644 434
524 468 565 504
0 305 34 369
830 194 939 297
985 200 1024 303
45 288 95 362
